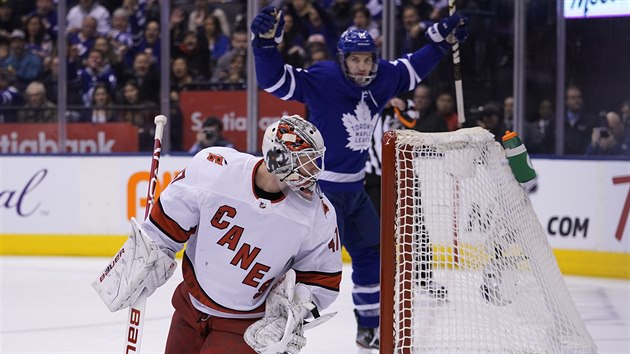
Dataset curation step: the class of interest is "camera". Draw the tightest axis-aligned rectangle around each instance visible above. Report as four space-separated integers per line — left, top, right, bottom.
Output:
599 128 610 138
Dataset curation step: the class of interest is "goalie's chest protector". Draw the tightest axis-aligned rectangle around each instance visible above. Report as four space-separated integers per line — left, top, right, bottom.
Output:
183 150 328 317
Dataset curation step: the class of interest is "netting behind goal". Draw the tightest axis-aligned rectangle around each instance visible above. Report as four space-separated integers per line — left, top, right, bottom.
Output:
380 128 596 354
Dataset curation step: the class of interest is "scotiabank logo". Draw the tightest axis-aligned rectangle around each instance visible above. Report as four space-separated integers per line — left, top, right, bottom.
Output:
127 171 179 220
0 131 115 153
0 123 139 153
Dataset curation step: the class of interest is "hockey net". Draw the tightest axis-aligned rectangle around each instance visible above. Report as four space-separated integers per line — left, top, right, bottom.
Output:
380 128 596 354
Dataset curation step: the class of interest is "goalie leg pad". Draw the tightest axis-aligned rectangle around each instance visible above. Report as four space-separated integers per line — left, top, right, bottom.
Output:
92 217 177 312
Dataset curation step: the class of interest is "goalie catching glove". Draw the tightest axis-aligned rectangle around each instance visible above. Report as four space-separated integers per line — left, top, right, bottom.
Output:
251 6 284 48
244 269 336 354
92 217 177 312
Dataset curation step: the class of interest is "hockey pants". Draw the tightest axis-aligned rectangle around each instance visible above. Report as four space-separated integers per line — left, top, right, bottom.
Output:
164 281 258 354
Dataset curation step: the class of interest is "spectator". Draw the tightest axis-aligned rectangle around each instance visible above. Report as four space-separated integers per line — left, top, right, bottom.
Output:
108 7 134 65
201 15 230 69
26 0 58 37
586 111 630 156
168 6 187 51
170 57 193 102
93 35 117 66
211 48 246 84
524 99 555 154
282 11 305 48
78 48 117 106
172 30 210 80
67 0 112 35
23 14 53 60
564 85 596 155
0 37 9 67
39 55 83 105
400 84 447 133
0 70 21 122
435 91 459 131
346 7 381 48
118 51 159 103
68 15 98 60
475 103 504 142
304 41 329 67
133 20 160 66
119 79 158 151
302 4 338 57
4 29 43 89
211 29 248 83
0 0 21 41
277 12 307 68
406 0 435 20
17 80 55 123
226 50 246 84
188 116 234 154
397 5 429 55
188 0 230 36
83 82 116 123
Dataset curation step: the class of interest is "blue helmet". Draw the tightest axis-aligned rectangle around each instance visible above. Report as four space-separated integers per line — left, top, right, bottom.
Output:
337 29 379 86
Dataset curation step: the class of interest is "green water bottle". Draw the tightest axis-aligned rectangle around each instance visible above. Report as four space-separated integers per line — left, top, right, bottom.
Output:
502 130 536 183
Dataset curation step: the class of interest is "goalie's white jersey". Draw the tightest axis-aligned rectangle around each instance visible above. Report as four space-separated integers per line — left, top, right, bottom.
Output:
143 147 343 319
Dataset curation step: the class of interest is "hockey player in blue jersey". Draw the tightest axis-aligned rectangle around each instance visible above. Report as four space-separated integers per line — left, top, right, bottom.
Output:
251 6 468 349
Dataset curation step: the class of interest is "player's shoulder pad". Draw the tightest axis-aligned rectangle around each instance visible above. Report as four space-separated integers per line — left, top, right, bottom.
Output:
185 147 239 181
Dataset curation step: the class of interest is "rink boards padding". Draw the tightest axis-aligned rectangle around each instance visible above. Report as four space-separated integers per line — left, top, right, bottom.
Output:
0 156 628 278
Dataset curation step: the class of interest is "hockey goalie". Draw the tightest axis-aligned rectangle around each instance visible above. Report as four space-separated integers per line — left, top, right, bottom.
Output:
92 115 343 354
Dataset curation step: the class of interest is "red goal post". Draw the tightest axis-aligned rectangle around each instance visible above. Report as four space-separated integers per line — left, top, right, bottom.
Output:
379 128 596 354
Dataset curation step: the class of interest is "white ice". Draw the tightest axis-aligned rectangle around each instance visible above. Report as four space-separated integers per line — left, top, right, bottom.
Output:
1 257 628 353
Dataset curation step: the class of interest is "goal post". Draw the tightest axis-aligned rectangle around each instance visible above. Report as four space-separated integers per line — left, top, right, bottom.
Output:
380 128 596 354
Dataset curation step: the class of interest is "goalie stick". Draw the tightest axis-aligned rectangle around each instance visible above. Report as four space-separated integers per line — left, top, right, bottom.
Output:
449 0 466 125
123 115 167 354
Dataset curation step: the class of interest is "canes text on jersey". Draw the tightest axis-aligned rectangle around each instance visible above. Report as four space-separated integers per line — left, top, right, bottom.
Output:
211 205 275 299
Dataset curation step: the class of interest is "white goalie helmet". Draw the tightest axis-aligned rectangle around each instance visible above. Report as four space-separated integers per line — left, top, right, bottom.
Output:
262 115 326 200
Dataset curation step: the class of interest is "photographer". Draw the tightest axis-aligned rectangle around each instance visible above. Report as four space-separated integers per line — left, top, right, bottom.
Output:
188 116 234 154
586 111 630 156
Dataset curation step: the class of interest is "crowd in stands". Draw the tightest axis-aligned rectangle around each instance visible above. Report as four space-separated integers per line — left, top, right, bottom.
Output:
0 0 627 155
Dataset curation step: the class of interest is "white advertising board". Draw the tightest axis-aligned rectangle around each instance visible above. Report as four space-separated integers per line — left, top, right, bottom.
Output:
529 159 630 252
0 155 189 234
565 0 630 19
1 156 629 254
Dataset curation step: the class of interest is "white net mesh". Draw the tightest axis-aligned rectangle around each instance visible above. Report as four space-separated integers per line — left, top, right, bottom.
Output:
387 127 596 353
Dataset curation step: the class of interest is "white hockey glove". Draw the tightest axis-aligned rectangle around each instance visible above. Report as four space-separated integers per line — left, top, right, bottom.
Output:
92 217 177 312
244 269 336 354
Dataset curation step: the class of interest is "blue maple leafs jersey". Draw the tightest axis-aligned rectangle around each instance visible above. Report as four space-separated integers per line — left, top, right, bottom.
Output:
253 44 446 192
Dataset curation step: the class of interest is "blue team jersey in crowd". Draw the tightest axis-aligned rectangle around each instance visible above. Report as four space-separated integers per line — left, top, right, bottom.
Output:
253 44 446 192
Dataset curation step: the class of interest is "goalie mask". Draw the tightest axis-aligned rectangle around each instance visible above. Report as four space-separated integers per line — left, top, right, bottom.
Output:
337 29 379 86
262 115 326 200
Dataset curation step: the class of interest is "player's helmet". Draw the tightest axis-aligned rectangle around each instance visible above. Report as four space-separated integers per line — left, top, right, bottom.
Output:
337 29 379 86
262 115 326 200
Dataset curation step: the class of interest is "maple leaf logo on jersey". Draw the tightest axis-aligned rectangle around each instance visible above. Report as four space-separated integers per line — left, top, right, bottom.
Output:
342 99 379 151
